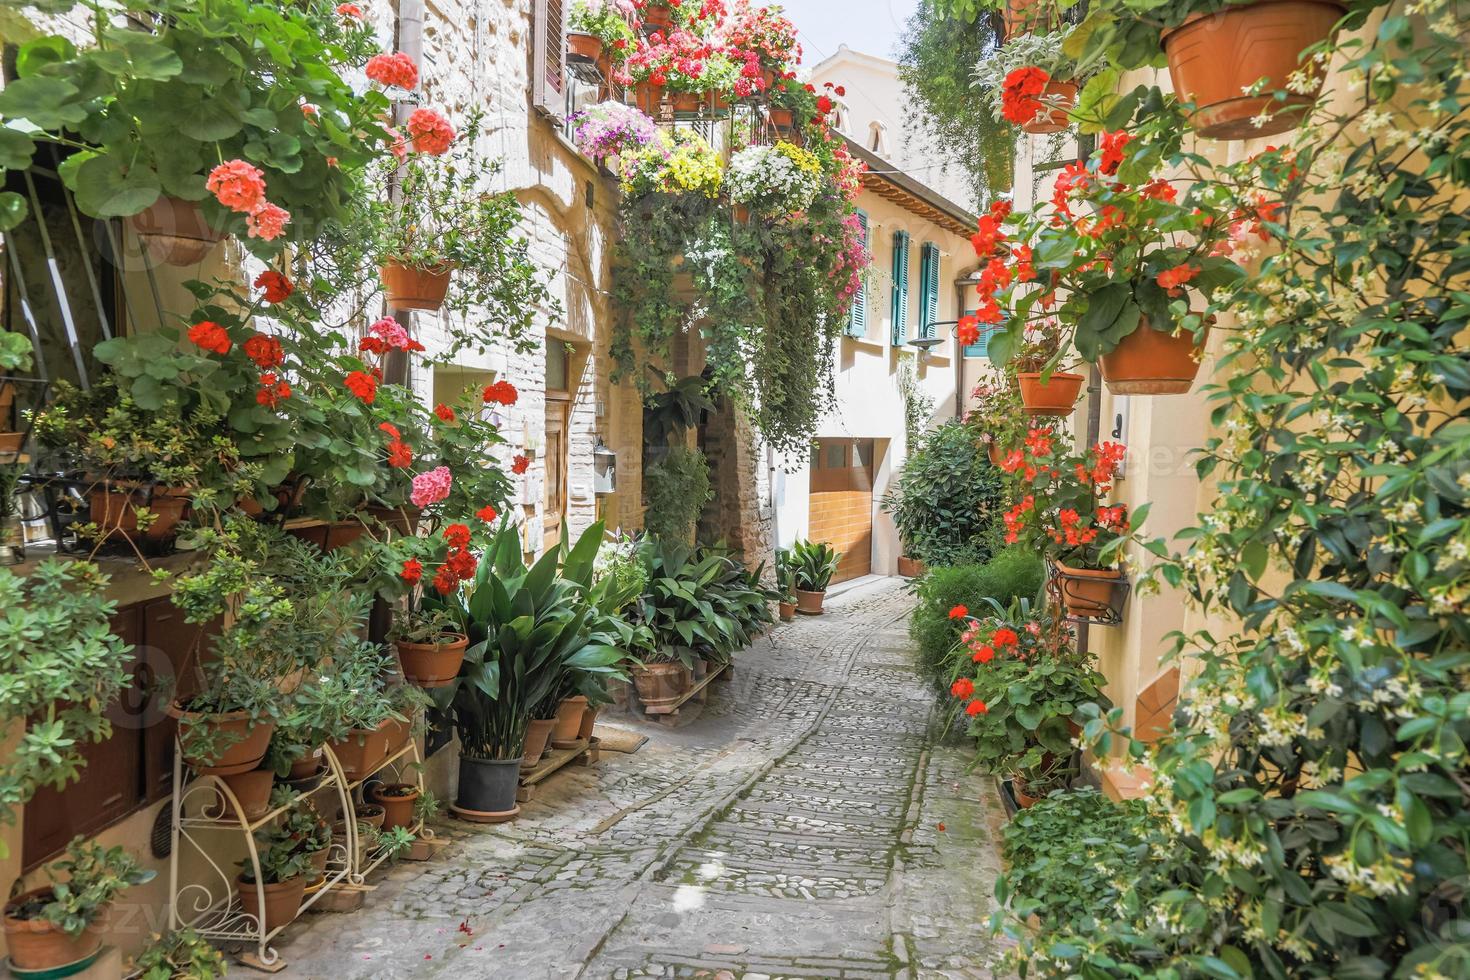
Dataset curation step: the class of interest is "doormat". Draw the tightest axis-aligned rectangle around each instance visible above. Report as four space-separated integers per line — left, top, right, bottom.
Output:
593 727 648 754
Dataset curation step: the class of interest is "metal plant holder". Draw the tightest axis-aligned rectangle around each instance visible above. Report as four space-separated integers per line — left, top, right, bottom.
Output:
1049 561 1132 627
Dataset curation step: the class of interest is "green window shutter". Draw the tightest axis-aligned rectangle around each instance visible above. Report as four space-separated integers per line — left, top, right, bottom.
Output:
961 308 990 358
918 242 940 339
890 230 910 345
847 210 869 337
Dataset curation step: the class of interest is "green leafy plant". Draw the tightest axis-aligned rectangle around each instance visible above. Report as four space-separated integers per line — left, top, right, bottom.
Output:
627 537 772 667
569 0 638 51
643 445 712 542
240 821 312 885
909 549 1045 691
775 548 797 602
131 927 229 980
0 562 133 852
883 418 1008 567
0 330 33 371
972 28 1084 124
789 539 840 593
9 837 156 936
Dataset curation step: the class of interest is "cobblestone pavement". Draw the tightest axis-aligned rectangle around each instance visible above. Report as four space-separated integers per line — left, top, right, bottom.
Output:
278 577 1009 979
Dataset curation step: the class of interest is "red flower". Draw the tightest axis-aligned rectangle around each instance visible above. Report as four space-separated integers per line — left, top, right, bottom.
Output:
482 380 518 406
511 454 530 475
378 422 401 440
816 94 834 114
972 645 994 664
336 2 363 17
253 270 293 303
206 160 266 213
948 604 968 620
476 505 498 523
387 440 413 468
444 546 477 580
187 321 231 355
950 677 974 699
834 85 846 96
344 370 378 404
432 565 458 595
965 700 988 716
243 333 283 368
407 108 455 155
1098 130 1131 176
245 202 290 241
365 52 419 90
992 627 1019 648
434 403 456 422
1156 263 1198 295
443 523 471 548
956 315 979 347
401 559 423 584
1000 66 1048 125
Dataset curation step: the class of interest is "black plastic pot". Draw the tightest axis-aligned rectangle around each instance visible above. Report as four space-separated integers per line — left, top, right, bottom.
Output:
456 755 523 814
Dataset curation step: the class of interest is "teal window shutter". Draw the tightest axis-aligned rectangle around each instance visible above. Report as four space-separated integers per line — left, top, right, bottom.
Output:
890 230 910 345
961 309 989 358
847 210 869 337
918 242 940 338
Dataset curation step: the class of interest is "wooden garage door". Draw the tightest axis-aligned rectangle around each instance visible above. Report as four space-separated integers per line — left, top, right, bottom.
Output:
809 439 875 584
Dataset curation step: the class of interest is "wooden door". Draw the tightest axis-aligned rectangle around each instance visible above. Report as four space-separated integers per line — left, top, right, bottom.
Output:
543 399 569 553
808 439 876 584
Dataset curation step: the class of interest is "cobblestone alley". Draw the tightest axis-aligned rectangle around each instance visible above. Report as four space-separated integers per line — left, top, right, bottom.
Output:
280 578 1008 979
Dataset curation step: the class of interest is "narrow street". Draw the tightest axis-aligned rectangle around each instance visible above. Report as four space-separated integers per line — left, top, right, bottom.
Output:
281 579 1009 979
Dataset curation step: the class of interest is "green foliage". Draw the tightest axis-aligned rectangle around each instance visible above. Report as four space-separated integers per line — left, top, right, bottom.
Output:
882 419 1007 567
0 562 133 844
910 549 1044 689
643 445 712 543
131 928 229 980
789 538 840 593
898 1 1014 204
996 789 1164 933
241 820 314 885
15 837 156 936
0 330 33 372
628 537 776 667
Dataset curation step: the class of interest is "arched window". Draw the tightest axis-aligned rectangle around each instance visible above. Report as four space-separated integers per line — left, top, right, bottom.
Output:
867 121 889 155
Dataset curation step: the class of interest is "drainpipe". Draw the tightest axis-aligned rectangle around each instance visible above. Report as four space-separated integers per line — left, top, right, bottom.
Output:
384 0 425 388
1073 131 1099 659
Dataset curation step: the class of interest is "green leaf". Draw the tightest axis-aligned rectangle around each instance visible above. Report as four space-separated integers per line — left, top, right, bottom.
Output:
1074 283 1140 361
0 127 37 170
95 31 183 80
15 35 76 77
0 75 86 130
0 192 27 232
70 151 161 218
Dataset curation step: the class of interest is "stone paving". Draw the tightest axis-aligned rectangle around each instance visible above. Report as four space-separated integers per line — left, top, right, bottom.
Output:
276 577 1010 979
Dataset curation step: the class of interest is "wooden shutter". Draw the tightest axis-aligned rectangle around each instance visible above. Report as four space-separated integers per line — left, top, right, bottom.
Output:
890 230 909 345
532 0 566 116
961 308 990 358
846 210 869 337
918 242 940 338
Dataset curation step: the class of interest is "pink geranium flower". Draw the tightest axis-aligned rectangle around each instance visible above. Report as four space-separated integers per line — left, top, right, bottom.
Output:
410 466 452 507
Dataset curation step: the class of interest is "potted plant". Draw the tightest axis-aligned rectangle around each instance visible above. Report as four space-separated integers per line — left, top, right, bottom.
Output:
789 539 840 615
966 367 1028 469
881 419 1007 572
1009 319 1084 417
389 606 469 689
775 549 798 620
973 29 1084 134
368 781 421 831
236 821 312 934
570 101 659 168
998 431 1141 619
724 142 825 218
130 927 229 980
569 0 637 65
0 329 33 454
319 646 409 781
0 463 25 566
4 839 155 970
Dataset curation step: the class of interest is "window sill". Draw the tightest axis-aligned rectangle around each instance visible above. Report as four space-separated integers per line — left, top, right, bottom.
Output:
843 334 887 351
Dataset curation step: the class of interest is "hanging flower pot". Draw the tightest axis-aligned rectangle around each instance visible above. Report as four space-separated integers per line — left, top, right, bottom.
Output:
394 633 468 688
1162 0 1345 140
767 107 794 131
1053 562 1126 619
168 704 275 776
633 79 665 115
1017 371 1084 416
1100 318 1208 395
1003 0 1055 38
567 31 603 63
1020 80 1078 134
641 2 674 31
709 90 732 116
379 261 453 311
128 195 226 267
670 90 703 114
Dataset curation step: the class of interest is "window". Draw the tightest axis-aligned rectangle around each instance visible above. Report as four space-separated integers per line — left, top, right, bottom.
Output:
890 229 910 345
961 309 990 358
917 242 940 339
846 210 869 338
532 0 566 116
867 121 888 155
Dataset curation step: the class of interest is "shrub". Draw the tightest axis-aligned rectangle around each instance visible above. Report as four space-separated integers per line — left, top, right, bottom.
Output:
882 419 1005 567
910 548 1043 690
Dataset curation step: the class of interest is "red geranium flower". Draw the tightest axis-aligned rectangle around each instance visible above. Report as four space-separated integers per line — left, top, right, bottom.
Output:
482 380 518 406
401 558 423 584
950 677 974 699
365 52 419 90
992 627 1020 647
187 321 231 355
434 403 456 422
344 370 378 404
948 605 968 620
476 505 498 523
407 108 455 155
965 700 988 716
387 440 413 468
253 270 293 303
443 523 471 548
243 333 283 368
511 454 530 475
973 645 994 664
206 160 266 213
1000 66 1048 125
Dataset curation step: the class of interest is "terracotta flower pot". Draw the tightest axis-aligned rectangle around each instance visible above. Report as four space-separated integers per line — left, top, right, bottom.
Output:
1020 80 1077 134
567 31 603 63
380 261 453 311
1053 562 1125 618
235 874 305 934
212 767 274 821
1017 371 1083 417
323 520 369 553
635 79 665 114
355 803 386 830
641 2 674 30
327 720 393 781
896 556 926 578
1003 0 1055 38
551 695 589 748
987 441 1005 467
0 382 20 453
794 588 826 616
778 600 796 622
630 662 688 710
129 195 225 266
89 485 191 544
4 890 106 970
732 203 751 224
767 107 794 130
577 702 599 741
288 747 324 781
369 782 420 831
522 717 556 768
381 715 413 755
1101 319 1208 395
1162 0 1345 140
1013 779 1043 809
670 90 703 114
395 634 468 688
365 504 421 535
169 704 275 776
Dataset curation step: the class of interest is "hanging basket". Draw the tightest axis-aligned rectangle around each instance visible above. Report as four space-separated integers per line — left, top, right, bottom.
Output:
129 196 226 267
1003 0 1056 39
1101 318 1208 395
1017 371 1084 417
567 31 602 64
1020 80 1078 134
767 107 795 131
380 261 453 311
1162 0 1345 140
1051 561 1129 623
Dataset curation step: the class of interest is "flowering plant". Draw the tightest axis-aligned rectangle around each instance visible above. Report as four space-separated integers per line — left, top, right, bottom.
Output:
0 0 413 258
620 28 720 92
620 129 724 197
1000 429 1140 571
972 30 1083 126
569 0 639 50
830 211 869 319
723 141 823 215
965 365 1026 451
723 0 800 75
570 102 659 163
